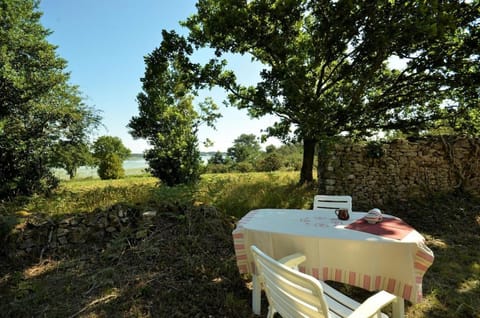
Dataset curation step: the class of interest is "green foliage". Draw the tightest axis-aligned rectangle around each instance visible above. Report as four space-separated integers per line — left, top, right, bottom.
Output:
128 30 220 186
226 134 261 163
204 140 303 174
0 0 101 198
144 134 201 186
91 136 130 180
98 153 125 180
233 161 254 173
131 89 202 186
182 0 480 183
365 141 385 159
92 136 131 163
269 143 304 171
205 163 231 174
257 152 283 172
430 108 480 137
208 151 228 165
51 142 94 179
0 134 59 197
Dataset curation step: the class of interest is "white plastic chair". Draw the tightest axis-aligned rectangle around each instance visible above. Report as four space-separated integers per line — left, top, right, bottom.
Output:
250 245 400 318
313 195 352 213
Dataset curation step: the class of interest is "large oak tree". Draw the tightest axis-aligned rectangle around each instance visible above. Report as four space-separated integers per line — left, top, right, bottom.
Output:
183 0 479 184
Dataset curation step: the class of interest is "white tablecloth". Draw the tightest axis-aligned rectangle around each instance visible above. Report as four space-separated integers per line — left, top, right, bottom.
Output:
233 209 434 304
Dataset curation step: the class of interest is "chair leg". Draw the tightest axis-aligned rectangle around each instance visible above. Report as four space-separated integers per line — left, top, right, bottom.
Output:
392 296 405 318
267 306 275 318
252 274 262 315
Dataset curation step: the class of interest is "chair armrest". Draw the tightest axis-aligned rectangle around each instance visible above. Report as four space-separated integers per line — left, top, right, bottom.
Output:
347 291 397 318
278 253 307 269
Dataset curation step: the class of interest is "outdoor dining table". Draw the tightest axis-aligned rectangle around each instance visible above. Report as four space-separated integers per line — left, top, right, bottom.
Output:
232 209 434 318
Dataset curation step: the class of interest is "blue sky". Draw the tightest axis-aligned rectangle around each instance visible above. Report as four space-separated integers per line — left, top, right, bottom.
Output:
39 0 281 153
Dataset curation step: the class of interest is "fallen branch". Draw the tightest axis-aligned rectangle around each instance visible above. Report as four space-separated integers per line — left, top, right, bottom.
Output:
69 293 118 318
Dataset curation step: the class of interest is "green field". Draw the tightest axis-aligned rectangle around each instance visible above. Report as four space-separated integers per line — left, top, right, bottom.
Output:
1 172 479 317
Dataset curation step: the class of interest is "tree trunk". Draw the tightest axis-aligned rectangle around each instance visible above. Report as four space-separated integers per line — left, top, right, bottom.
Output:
299 137 316 184
317 140 327 194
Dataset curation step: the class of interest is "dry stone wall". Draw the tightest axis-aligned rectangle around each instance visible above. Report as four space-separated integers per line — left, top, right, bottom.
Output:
2 203 223 262
2 203 159 260
318 136 480 207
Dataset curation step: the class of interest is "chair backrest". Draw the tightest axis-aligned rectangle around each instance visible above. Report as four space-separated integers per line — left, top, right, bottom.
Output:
313 195 352 213
251 245 330 318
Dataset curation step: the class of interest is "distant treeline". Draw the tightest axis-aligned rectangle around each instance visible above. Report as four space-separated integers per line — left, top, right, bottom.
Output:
128 154 145 160
128 152 224 160
204 142 303 174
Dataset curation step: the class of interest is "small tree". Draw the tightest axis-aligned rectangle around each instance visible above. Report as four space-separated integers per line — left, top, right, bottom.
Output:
227 134 261 163
143 125 201 185
258 153 282 172
97 153 125 180
128 30 220 186
51 142 93 179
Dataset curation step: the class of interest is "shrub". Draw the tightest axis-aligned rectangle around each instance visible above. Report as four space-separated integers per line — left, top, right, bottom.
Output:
234 161 254 173
205 163 231 174
258 153 283 172
98 153 125 180
144 142 201 186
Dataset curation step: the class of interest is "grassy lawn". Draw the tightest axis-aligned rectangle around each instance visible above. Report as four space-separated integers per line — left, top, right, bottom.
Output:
0 171 479 317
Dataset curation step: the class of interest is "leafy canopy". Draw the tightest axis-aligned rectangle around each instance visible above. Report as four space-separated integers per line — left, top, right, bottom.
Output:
185 0 479 139
92 136 131 163
181 0 479 183
0 0 101 197
227 133 261 163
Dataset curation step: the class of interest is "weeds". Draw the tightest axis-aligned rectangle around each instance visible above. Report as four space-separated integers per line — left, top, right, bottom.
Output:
197 172 316 217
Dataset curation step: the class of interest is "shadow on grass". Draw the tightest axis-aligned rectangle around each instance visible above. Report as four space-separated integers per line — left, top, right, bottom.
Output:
372 193 480 318
0 172 310 318
205 176 480 317
0 203 256 318
2 173 478 317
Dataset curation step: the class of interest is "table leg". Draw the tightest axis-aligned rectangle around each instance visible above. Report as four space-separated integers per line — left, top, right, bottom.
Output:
252 274 261 315
392 296 405 318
